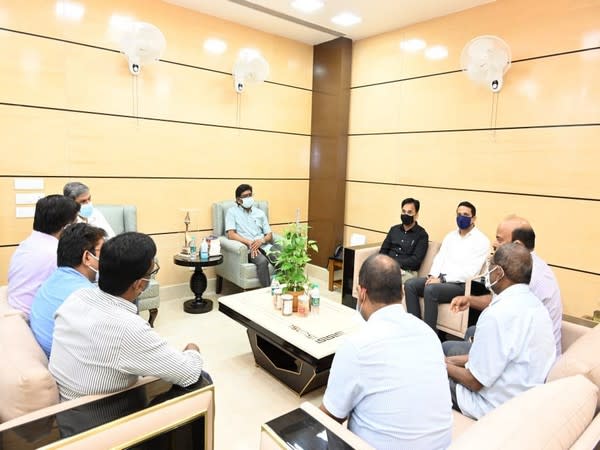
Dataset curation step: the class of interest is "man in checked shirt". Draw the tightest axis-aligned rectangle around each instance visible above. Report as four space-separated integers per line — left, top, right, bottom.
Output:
50 232 206 401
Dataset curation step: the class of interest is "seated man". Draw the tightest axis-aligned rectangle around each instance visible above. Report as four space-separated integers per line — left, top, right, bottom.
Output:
321 254 452 449
225 183 280 287
379 197 429 283
446 243 556 420
30 223 106 357
8 195 80 320
49 232 204 401
63 181 116 238
404 201 490 331
445 215 563 357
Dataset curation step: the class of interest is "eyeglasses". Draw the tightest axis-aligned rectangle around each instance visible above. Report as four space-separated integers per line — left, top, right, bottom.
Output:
143 261 160 281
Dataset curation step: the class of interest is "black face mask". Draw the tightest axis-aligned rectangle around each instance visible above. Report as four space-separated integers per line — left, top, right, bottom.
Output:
400 214 414 226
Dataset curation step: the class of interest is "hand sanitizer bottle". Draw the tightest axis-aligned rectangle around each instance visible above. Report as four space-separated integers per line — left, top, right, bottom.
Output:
200 238 209 260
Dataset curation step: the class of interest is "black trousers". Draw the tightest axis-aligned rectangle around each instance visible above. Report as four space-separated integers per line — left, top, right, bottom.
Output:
404 277 465 330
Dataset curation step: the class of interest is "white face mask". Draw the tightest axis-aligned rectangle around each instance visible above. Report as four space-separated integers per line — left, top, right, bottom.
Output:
355 289 366 321
241 197 254 209
86 251 100 283
484 265 503 292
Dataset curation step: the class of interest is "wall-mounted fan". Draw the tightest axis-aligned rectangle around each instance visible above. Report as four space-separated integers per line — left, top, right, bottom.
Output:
232 48 270 93
120 21 166 75
460 35 511 92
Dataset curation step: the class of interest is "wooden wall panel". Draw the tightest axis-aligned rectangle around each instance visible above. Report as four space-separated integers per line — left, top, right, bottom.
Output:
345 182 599 274
347 128 600 198
0 0 312 288
352 0 600 87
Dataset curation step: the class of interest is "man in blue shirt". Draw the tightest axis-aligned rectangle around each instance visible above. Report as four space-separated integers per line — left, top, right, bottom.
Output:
225 184 280 287
30 223 107 357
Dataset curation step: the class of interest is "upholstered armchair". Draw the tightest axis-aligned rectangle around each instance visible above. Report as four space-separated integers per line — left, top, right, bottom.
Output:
96 205 160 327
212 200 275 293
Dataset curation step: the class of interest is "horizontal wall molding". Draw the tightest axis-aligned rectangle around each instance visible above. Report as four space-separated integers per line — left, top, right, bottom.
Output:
0 102 311 137
343 224 600 277
351 46 600 90
1 174 309 181
0 27 312 92
346 179 600 203
349 122 600 137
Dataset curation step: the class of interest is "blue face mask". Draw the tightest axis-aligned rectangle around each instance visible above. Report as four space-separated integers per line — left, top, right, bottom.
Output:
456 215 472 230
80 202 94 219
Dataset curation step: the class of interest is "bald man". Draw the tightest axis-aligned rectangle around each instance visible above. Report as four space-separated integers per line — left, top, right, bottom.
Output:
445 215 563 356
446 243 555 419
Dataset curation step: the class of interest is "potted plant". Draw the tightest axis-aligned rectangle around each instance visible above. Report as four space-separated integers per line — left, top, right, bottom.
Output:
272 222 318 311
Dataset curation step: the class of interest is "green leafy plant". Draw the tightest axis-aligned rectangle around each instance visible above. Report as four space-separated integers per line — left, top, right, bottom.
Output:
273 222 318 291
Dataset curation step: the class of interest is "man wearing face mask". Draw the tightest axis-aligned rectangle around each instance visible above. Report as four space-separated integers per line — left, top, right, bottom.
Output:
63 181 116 239
379 198 429 283
445 215 563 357
404 201 490 332
446 243 555 419
30 223 106 357
225 183 280 287
320 254 452 449
50 232 205 401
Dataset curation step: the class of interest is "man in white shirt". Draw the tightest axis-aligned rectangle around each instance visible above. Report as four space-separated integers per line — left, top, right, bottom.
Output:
50 232 204 400
7 195 80 320
63 181 116 238
404 201 490 331
446 243 555 419
445 215 563 357
321 254 452 450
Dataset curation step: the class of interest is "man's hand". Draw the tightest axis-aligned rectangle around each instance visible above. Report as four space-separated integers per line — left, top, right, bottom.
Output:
249 238 264 258
184 343 200 352
425 276 441 285
450 296 470 313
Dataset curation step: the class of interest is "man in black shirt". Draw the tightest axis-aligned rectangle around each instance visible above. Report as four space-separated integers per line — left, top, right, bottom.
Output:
379 198 429 282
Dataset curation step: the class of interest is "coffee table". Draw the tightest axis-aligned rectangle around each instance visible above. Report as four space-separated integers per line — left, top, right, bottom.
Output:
219 288 361 395
174 254 223 314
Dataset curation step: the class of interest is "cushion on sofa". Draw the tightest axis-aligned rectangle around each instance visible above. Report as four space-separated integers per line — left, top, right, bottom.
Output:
0 313 59 422
547 322 600 407
449 375 598 450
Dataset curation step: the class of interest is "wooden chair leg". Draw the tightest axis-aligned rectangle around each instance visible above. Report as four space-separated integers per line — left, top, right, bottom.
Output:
148 308 158 328
327 259 335 291
216 275 223 294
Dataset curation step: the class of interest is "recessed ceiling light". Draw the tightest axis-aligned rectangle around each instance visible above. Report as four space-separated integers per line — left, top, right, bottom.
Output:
400 38 427 53
203 38 227 54
291 0 324 13
331 12 361 27
55 1 85 21
425 45 448 60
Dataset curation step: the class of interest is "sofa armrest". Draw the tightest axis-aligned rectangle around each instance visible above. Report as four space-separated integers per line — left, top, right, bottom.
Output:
570 412 600 450
561 318 592 353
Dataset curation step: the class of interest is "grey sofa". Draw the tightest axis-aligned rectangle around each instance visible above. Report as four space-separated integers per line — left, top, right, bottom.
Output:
211 200 275 293
96 204 160 327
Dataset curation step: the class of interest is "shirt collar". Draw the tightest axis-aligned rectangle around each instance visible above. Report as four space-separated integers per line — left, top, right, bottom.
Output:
97 288 138 314
31 230 59 242
368 303 405 321
490 283 530 306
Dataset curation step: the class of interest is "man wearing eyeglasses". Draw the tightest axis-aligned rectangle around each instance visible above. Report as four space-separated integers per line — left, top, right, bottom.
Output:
50 232 205 401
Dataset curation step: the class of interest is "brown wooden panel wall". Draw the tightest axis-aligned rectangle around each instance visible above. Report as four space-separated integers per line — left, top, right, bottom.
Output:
0 0 313 287
347 0 600 317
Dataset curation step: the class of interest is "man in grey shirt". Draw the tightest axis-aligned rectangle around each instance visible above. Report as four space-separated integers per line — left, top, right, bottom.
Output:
50 232 205 400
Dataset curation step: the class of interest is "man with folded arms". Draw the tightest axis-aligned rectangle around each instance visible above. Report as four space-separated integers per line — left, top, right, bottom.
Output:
444 215 563 357
8 195 80 320
30 223 106 357
446 243 555 419
404 201 490 331
321 254 452 449
50 232 204 400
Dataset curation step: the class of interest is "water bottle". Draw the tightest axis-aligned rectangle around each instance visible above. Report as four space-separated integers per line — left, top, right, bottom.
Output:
271 279 281 309
200 238 209 260
310 283 320 314
189 237 197 258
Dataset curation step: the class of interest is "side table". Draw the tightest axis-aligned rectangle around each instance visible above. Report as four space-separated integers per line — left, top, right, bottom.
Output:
173 254 223 314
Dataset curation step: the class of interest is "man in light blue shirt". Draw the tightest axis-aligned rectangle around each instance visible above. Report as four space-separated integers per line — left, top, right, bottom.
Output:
225 184 280 287
30 223 106 357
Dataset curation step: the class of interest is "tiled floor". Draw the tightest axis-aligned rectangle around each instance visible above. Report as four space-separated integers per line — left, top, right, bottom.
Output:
150 280 343 450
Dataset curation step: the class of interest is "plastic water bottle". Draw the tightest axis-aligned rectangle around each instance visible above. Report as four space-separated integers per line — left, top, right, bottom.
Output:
310 283 320 314
200 238 209 260
189 237 197 258
271 279 281 309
